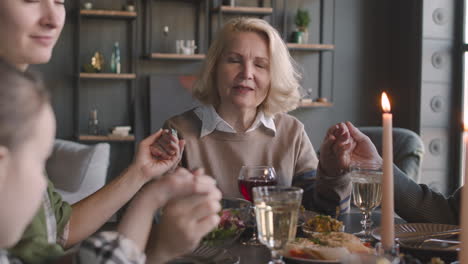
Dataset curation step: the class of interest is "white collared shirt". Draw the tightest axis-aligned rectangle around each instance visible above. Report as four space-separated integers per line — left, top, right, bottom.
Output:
194 105 276 138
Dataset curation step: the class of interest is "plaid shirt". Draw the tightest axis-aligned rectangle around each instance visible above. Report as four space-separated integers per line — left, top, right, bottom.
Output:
1 232 145 264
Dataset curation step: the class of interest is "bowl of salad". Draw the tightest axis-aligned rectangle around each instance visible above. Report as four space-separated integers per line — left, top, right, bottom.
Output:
202 197 251 247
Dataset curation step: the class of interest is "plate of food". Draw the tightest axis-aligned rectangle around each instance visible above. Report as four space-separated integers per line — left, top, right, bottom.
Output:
284 215 373 263
202 198 250 247
371 223 460 252
284 232 375 263
302 214 345 235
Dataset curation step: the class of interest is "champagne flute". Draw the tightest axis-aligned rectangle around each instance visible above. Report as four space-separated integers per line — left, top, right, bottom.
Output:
238 165 277 246
350 162 383 242
253 186 303 264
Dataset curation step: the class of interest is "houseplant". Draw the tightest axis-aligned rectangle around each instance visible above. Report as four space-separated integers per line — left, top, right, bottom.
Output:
292 8 310 44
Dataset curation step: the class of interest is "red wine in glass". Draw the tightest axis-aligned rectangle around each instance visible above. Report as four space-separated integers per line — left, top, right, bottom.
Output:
237 165 277 246
238 178 278 202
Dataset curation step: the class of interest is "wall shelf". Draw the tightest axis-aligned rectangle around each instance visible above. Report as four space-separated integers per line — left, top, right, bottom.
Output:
79 73 137 80
144 0 208 59
149 53 206 60
78 135 135 142
298 101 333 108
80 9 137 19
211 6 273 15
287 43 335 51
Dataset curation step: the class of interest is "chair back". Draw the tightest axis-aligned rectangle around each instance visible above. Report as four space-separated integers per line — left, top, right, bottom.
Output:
358 127 424 182
46 139 110 204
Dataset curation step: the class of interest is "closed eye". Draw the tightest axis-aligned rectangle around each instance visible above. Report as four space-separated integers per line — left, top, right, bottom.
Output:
227 57 241 63
254 58 269 69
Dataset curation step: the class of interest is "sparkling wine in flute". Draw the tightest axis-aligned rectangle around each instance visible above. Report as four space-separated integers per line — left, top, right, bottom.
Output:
254 201 300 251
238 178 278 202
350 163 383 242
352 175 383 213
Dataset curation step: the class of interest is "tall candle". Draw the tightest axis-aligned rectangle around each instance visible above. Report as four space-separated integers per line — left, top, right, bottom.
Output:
381 92 394 250
459 124 468 262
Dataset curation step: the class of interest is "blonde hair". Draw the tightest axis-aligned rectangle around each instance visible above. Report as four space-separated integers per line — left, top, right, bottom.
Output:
192 17 302 116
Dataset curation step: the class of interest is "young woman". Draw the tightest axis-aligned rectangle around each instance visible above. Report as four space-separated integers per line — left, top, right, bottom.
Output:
0 1 221 263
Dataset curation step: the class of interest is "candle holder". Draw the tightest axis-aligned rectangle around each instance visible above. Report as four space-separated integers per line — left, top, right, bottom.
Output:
375 242 402 263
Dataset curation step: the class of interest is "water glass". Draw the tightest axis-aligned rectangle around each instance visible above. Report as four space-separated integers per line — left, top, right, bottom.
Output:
253 186 303 264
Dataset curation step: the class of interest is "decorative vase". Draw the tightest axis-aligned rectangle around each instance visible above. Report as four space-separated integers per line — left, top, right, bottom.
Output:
124 4 135 12
110 42 121 74
223 0 235 6
291 31 303 43
300 30 309 44
83 2 93 10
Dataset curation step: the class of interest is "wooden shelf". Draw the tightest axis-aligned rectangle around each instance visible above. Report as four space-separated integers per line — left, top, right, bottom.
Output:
287 43 335 51
79 135 135 142
80 9 137 19
149 53 206 60
80 73 137 80
299 101 333 108
211 6 273 15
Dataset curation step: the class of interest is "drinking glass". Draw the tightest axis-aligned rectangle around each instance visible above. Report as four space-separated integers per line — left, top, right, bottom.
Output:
238 166 277 202
350 162 383 242
238 165 277 246
253 186 303 264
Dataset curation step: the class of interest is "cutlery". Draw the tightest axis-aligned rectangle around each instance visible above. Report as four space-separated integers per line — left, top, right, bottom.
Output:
422 238 460 245
415 238 461 250
396 228 460 242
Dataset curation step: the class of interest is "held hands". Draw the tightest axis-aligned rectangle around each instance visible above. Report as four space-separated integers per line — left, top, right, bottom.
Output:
151 128 184 169
148 168 222 262
116 167 220 260
131 129 185 182
319 122 382 177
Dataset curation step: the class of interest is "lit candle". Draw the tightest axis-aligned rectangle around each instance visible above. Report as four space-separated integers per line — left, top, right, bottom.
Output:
459 123 468 262
381 92 394 250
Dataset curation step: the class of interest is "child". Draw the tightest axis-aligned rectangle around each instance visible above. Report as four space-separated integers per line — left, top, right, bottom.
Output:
0 59 221 263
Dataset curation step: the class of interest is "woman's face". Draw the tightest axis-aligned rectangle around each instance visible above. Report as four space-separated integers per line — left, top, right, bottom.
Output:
0 0 66 68
0 104 55 248
215 31 271 112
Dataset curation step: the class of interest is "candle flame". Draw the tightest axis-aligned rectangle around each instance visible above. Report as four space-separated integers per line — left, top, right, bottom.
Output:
381 92 391 113
464 118 468 132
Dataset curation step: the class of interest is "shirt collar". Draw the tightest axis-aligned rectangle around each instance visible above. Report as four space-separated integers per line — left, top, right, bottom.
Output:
194 105 276 138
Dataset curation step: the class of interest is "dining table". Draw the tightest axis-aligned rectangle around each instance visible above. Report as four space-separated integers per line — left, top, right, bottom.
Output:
221 209 408 264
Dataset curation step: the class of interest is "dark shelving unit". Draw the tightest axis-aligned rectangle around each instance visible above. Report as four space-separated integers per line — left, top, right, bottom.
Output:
144 0 209 60
282 0 335 108
73 3 137 143
209 0 276 43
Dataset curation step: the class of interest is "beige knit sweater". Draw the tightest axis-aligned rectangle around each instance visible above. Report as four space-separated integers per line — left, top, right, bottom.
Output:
165 110 319 198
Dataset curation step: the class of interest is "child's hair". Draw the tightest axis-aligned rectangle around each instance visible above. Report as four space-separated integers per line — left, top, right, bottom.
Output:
0 59 50 150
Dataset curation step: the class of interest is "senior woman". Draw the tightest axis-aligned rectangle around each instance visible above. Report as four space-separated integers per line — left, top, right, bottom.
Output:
0 1 220 263
155 17 343 210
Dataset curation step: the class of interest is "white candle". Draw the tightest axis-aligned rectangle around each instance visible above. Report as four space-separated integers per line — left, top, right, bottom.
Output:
459 127 468 262
381 92 394 250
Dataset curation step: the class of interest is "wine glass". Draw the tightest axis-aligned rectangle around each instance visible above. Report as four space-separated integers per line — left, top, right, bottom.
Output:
350 162 383 242
252 186 303 264
238 165 277 246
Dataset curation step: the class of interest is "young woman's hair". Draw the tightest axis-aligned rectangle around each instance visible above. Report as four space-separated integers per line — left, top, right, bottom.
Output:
192 17 302 116
0 59 49 150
